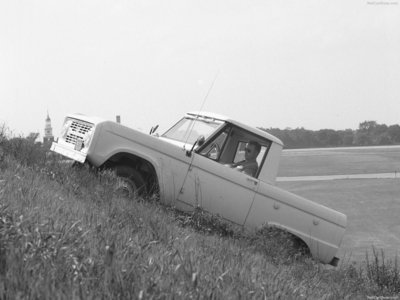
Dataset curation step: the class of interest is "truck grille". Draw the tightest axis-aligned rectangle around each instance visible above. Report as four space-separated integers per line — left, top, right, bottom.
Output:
65 133 82 145
65 120 93 145
71 121 92 135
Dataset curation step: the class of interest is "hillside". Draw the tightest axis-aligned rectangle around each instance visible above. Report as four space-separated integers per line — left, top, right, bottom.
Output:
0 133 399 299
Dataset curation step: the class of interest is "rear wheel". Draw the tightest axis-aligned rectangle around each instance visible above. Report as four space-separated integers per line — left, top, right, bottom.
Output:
114 165 146 199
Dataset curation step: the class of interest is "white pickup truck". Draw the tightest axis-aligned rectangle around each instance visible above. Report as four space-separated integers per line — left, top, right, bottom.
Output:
51 111 347 266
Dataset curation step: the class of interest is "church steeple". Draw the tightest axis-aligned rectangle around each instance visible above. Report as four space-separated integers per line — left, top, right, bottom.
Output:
43 111 54 145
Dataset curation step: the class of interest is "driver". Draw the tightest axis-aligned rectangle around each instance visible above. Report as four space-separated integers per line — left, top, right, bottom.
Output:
230 141 261 177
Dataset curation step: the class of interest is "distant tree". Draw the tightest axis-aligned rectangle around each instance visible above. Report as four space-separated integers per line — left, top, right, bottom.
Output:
27 132 40 142
356 121 386 145
338 129 355 146
317 129 341 147
388 124 400 143
372 124 388 145
376 132 391 145
261 120 399 148
358 121 378 133
354 132 369 146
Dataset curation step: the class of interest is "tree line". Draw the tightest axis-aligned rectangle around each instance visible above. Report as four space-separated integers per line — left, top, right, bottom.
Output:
260 121 400 149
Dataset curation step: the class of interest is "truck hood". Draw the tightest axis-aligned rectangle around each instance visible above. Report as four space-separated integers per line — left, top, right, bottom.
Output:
158 136 193 150
66 113 106 125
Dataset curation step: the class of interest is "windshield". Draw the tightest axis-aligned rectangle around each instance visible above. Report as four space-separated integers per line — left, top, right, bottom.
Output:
162 117 224 145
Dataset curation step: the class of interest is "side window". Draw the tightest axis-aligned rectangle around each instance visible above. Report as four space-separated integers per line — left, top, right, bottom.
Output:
233 141 269 168
256 146 268 166
199 128 229 160
233 142 246 163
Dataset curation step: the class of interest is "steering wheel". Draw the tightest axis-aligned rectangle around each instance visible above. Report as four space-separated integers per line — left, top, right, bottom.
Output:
205 143 221 159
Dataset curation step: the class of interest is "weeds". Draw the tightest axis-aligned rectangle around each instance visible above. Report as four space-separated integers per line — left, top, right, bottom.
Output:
246 226 311 265
365 246 400 294
174 206 235 237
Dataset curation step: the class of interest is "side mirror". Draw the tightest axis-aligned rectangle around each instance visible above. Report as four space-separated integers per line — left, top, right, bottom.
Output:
149 125 159 135
197 135 205 147
186 135 205 157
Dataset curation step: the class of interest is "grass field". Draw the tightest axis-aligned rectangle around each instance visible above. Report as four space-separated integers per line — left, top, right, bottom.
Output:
1 135 400 298
276 146 400 263
278 145 400 177
0 156 364 299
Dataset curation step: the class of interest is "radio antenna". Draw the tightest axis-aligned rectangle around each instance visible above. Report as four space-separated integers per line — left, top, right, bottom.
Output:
178 71 220 206
183 70 220 146
198 70 220 115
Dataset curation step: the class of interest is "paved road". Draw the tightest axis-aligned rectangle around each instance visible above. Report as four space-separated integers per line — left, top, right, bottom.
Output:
282 145 400 152
277 172 400 181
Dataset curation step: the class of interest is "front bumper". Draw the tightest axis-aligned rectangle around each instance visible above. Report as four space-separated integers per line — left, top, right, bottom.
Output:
50 142 87 163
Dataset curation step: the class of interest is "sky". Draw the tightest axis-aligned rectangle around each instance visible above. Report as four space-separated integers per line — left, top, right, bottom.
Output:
1 0 399 140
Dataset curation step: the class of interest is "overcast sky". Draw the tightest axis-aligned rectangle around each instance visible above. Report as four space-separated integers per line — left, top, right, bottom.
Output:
1 0 399 139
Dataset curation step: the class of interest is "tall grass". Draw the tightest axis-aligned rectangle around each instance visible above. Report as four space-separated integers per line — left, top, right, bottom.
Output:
365 247 400 294
1 127 399 299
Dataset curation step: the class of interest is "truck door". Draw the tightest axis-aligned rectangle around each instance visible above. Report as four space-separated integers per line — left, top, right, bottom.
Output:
176 125 273 225
180 153 259 225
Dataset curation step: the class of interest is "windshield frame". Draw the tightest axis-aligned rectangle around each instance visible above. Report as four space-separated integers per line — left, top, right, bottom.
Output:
162 116 225 146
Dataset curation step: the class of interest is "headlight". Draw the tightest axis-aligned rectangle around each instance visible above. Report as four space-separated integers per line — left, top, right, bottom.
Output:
61 119 73 139
82 128 94 149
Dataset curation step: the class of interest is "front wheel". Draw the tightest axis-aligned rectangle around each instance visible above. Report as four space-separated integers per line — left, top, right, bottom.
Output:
114 165 146 199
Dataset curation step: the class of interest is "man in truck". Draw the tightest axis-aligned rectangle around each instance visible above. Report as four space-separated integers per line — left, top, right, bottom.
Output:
229 140 261 177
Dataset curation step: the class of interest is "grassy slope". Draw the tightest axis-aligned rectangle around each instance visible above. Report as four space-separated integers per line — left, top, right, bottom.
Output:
0 148 399 298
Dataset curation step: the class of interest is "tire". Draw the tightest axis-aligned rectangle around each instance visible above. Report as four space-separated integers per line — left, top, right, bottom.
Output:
114 165 146 199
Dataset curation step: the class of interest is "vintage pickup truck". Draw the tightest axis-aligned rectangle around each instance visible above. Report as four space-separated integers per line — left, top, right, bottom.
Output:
51 111 347 266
